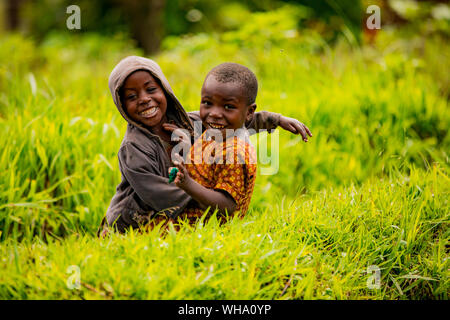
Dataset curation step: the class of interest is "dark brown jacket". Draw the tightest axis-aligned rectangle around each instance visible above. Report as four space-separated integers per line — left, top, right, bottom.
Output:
100 56 280 234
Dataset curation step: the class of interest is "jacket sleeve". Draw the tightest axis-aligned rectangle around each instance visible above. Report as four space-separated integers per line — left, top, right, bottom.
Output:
189 110 281 132
118 142 191 215
188 110 201 122
245 111 281 132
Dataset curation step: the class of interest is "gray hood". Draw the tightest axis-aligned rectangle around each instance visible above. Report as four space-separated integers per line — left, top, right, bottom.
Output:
108 55 193 135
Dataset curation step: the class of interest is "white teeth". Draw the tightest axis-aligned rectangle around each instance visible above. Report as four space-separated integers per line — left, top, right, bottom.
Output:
209 124 225 129
139 107 157 117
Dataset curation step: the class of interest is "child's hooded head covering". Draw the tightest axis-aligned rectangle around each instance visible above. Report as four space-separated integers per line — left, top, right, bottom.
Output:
108 56 193 135
101 56 194 235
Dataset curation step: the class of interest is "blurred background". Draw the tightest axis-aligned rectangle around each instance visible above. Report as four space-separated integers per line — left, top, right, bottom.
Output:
2 0 449 53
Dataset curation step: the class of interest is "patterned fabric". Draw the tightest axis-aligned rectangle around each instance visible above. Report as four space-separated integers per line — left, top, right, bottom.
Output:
179 131 257 225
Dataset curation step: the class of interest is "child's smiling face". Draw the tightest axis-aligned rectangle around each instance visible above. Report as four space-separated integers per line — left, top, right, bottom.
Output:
121 70 168 131
200 75 255 134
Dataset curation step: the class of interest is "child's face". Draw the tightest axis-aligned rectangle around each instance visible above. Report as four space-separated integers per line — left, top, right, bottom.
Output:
200 76 255 134
121 70 168 130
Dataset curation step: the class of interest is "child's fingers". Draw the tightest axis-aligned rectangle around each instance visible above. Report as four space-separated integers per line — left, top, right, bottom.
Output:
174 171 185 185
298 125 309 142
302 123 312 137
162 123 177 130
282 117 312 141
293 121 311 142
285 122 298 134
283 122 293 133
174 162 186 175
290 121 306 139
162 123 179 133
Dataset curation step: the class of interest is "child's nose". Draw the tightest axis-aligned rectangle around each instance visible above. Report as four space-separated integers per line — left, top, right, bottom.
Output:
208 106 223 119
138 93 151 104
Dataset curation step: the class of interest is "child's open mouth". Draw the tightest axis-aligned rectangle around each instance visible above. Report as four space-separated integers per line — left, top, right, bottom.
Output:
208 123 226 129
139 106 158 118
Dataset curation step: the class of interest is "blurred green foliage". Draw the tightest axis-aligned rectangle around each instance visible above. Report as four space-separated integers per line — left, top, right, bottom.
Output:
5 0 448 54
6 0 368 52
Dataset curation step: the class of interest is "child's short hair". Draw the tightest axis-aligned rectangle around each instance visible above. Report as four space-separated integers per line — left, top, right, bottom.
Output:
206 62 258 105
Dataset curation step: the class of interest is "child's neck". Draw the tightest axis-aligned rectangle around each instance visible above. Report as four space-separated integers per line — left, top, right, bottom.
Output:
150 122 172 142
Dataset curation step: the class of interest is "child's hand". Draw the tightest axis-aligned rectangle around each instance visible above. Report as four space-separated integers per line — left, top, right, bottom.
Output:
162 122 180 133
279 116 312 142
163 123 191 149
170 153 191 189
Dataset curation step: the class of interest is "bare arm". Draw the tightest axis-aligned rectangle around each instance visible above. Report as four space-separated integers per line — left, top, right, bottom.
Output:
189 110 313 142
171 154 236 215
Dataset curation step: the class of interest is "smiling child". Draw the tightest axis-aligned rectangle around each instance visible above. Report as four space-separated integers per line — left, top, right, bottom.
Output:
99 56 312 235
168 63 273 225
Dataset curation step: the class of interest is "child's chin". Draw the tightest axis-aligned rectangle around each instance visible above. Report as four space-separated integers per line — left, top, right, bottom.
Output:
140 115 164 128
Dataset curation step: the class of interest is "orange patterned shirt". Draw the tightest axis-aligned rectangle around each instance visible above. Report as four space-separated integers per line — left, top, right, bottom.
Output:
179 131 257 224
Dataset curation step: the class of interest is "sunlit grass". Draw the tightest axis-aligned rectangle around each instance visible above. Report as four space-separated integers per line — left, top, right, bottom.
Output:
0 165 447 299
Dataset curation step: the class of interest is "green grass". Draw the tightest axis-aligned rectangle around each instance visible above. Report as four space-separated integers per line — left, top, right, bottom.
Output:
0 166 448 299
0 7 449 299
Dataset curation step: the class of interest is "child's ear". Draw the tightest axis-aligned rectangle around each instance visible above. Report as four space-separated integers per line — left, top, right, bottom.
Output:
246 103 257 122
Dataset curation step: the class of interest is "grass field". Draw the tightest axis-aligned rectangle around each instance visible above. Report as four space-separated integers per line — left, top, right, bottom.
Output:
0 8 449 299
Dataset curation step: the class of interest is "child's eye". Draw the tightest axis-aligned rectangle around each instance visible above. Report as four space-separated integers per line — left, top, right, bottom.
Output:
127 94 136 100
146 87 157 93
201 101 211 106
224 104 236 110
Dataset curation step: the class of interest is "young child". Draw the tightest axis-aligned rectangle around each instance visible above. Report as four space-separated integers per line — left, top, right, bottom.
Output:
168 63 262 226
98 56 312 235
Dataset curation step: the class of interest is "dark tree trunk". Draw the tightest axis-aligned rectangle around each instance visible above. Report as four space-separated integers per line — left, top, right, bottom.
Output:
6 0 23 30
119 0 166 54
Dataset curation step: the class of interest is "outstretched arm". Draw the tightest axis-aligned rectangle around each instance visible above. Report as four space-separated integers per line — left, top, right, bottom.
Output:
247 111 313 142
188 110 313 141
278 116 313 142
